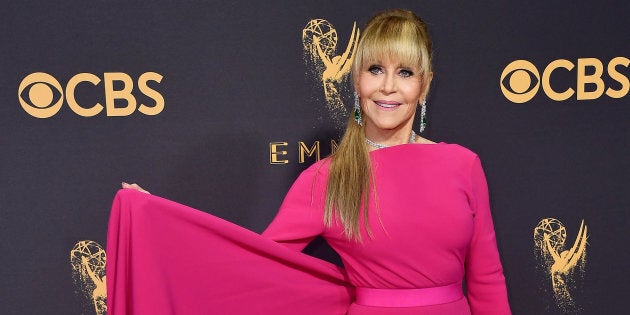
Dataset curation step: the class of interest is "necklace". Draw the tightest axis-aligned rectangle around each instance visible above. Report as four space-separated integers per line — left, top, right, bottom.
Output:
365 131 417 149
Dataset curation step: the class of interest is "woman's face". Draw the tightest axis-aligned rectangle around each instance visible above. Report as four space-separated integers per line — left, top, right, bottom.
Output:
356 57 429 141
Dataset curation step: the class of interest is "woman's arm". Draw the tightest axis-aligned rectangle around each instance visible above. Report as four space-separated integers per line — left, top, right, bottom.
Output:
262 165 326 251
465 157 511 314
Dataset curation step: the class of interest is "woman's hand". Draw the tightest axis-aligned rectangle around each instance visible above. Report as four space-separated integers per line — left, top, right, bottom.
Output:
121 182 150 194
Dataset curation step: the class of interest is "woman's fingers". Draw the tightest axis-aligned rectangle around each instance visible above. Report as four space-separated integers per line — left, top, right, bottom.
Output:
121 182 150 194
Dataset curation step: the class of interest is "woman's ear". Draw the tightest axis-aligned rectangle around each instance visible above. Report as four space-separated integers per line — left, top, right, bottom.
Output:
425 71 434 87
422 71 434 97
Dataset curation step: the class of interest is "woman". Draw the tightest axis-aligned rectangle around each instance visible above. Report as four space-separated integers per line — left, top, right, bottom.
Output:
113 9 510 315
261 9 511 314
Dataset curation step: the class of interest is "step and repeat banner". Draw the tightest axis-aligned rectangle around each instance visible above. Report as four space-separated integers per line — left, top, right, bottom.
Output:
2 1 628 314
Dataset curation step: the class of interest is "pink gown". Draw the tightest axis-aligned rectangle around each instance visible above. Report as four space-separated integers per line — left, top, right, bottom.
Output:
263 143 511 314
106 143 510 314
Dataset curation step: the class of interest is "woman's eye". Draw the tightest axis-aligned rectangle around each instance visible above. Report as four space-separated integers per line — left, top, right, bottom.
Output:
399 69 414 77
368 66 383 75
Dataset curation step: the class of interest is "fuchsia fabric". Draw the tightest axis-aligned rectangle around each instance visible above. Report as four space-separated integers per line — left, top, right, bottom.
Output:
106 190 353 314
107 143 511 314
263 143 511 314
354 283 463 307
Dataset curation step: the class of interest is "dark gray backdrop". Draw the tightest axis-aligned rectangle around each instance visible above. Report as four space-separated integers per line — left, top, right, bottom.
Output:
1 1 628 314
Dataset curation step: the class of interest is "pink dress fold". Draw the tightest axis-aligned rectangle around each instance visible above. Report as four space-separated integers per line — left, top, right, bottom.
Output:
106 189 353 315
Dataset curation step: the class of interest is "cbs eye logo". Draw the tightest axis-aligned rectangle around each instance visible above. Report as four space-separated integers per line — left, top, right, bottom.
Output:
500 60 540 103
18 72 164 118
500 57 629 103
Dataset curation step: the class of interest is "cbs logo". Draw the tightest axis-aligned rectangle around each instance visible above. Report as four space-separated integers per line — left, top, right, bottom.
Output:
500 57 629 103
18 72 164 118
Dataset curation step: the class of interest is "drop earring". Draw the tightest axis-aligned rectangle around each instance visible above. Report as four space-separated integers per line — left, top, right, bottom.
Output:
419 99 427 133
354 92 362 126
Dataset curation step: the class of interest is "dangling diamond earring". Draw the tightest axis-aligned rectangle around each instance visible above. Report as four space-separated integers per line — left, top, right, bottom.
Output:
354 91 362 126
419 99 427 133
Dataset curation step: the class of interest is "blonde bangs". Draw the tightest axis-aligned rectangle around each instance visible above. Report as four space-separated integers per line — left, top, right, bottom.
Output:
353 15 432 82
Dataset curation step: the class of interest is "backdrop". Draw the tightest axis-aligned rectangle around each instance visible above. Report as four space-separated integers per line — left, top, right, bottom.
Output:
2 1 628 314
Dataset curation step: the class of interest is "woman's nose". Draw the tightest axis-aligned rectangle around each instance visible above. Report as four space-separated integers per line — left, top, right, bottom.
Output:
380 73 396 93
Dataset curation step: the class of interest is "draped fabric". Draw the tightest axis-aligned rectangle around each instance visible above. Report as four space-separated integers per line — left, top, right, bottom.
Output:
106 144 510 314
106 189 353 315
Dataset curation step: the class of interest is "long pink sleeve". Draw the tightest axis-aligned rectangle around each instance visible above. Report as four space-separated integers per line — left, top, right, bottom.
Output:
262 164 327 251
465 157 511 314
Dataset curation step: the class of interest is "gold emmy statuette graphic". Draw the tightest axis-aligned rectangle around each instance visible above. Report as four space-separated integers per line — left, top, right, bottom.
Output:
70 240 107 315
302 19 359 126
533 218 588 313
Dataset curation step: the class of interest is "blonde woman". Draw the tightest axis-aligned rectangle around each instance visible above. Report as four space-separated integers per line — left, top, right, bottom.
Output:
112 9 510 315
263 9 511 314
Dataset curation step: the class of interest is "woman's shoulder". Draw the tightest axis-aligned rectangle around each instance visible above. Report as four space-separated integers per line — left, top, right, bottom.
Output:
435 142 479 160
297 157 332 180
407 142 483 176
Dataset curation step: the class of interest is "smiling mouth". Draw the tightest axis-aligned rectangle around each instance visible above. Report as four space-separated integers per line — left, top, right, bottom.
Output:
374 101 401 109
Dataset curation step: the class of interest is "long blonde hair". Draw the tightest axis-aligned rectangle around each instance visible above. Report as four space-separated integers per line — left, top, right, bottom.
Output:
324 9 433 240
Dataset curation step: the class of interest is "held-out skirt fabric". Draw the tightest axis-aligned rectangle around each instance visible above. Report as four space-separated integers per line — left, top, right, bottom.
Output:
106 189 353 314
